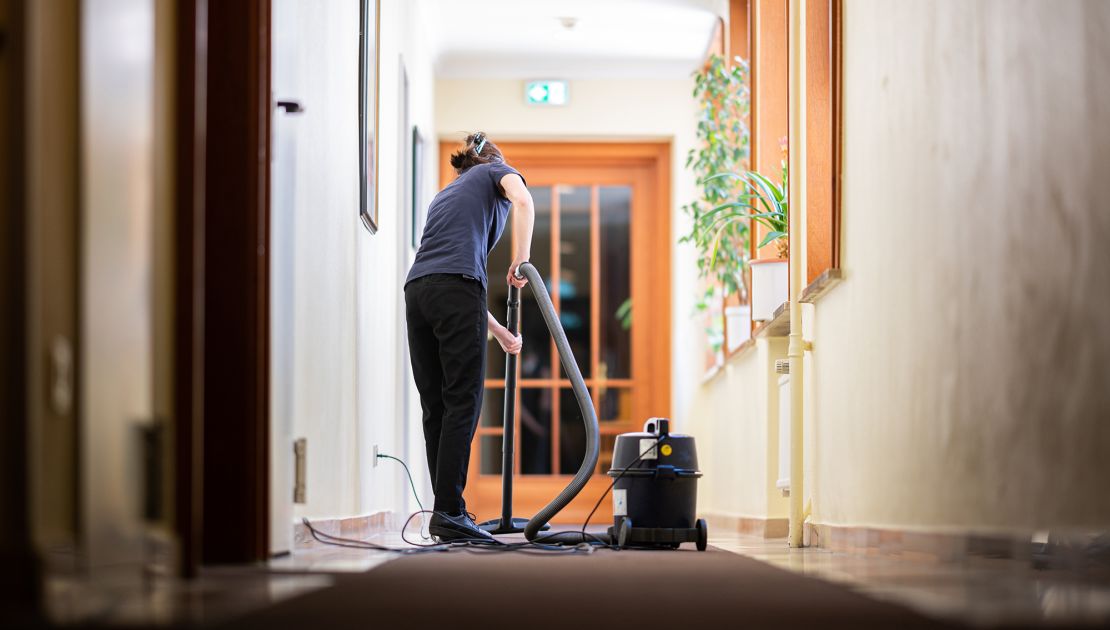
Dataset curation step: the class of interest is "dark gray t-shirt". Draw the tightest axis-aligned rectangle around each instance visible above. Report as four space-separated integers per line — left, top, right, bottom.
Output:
406 160 524 288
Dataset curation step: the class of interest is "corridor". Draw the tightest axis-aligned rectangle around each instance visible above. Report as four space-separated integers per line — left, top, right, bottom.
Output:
3 0 1109 628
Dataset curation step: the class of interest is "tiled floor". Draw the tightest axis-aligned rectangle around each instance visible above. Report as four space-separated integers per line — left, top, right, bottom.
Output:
265 524 1110 627
45 567 335 627
709 532 1110 628
40 523 1110 627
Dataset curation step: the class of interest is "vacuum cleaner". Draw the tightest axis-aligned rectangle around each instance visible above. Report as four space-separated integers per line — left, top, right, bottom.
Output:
479 262 708 551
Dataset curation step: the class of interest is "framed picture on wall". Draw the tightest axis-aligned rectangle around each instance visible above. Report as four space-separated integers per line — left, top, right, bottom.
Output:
411 126 424 248
358 0 380 233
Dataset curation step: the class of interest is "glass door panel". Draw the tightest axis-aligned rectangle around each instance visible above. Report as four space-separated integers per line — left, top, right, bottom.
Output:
480 387 504 428
519 387 553 475
480 435 502 475
598 387 632 423
558 387 587 474
485 228 511 380
599 186 632 379
557 185 591 379
520 186 554 382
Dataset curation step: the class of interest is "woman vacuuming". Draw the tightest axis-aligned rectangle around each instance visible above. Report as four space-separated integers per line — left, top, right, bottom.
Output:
404 133 535 542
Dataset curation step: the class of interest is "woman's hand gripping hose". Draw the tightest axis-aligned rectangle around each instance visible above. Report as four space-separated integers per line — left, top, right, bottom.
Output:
488 311 523 354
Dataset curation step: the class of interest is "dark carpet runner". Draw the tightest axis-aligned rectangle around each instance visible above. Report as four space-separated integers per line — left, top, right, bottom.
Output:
227 545 954 629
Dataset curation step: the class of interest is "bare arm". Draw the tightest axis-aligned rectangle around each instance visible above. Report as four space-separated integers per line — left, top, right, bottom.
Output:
500 173 534 288
487 311 522 354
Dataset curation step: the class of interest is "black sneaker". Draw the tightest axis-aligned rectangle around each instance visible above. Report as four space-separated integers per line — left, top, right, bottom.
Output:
429 510 495 542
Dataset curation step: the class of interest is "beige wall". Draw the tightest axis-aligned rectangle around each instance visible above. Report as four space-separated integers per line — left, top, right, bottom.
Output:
435 77 705 432
690 0 1110 536
686 338 790 521
806 0 1110 532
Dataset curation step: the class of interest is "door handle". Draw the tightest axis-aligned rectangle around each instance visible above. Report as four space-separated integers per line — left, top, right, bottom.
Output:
276 99 304 114
50 336 74 416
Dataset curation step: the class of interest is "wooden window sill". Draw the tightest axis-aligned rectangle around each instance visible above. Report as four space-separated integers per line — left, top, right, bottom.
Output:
800 268 843 304
702 337 758 385
754 302 791 338
750 269 843 340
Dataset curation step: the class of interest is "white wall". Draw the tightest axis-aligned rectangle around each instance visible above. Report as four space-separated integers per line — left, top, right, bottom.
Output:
361 0 441 518
435 77 704 430
806 0 1110 533
270 0 438 528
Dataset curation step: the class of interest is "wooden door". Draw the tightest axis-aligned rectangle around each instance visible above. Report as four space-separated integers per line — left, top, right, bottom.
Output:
438 142 672 523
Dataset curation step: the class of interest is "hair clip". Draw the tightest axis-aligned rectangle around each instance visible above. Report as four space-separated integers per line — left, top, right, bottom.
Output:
474 133 487 156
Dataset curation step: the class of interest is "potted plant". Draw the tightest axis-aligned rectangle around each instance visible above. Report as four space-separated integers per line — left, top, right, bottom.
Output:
701 137 789 322
680 55 752 356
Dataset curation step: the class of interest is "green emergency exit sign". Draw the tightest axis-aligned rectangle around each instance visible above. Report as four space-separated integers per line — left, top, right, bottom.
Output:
525 80 568 106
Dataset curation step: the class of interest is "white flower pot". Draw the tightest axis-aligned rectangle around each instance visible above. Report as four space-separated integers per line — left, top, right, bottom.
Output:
750 258 788 322
724 304 751 352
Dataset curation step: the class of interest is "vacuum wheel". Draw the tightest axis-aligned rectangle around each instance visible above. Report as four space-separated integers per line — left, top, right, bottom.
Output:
696 518 708 552
616 517 632 549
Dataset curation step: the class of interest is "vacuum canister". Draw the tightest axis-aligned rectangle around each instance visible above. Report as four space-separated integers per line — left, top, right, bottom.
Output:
608 418 704 544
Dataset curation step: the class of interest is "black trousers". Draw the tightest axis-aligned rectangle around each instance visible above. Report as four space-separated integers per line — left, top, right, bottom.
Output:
404 274 487 514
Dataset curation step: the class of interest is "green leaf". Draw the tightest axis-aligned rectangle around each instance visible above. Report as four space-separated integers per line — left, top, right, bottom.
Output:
702 171 744 184
707 222 727 269
743 175 779 216
746 170 786 205
615 297 633 330
758 230 788 248
697 201 759 226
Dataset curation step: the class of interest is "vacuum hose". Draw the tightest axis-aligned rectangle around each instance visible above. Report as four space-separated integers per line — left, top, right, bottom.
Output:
516 263 603 543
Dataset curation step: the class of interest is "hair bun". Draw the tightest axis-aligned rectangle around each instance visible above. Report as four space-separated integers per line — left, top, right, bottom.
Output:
449 132 504 174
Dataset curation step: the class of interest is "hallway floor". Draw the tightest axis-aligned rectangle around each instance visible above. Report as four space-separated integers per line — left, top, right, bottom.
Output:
42 526 1110 628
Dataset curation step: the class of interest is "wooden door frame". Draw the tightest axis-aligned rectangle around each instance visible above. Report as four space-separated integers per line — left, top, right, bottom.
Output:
176 0 272 572
201 0 271 565
437 140 673 522
174 0 207 578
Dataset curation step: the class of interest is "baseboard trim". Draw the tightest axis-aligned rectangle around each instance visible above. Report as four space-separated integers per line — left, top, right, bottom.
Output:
705 513 789 539
293 511 401 549
804 522 1037 563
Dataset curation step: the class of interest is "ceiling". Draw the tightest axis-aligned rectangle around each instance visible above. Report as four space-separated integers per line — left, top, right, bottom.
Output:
429 0 723 79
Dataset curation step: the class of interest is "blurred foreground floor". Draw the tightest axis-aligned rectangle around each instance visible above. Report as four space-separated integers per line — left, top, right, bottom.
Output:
40 525 1110 628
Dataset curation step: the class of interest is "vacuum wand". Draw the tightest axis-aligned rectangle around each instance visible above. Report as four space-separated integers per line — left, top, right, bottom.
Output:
497 283 521 528
478 265 556 535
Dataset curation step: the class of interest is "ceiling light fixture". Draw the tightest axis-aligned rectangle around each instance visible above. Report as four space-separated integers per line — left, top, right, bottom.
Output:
557 16 578 30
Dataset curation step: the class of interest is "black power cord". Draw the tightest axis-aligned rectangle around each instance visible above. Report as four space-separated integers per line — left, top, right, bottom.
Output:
300 452 600 555
304 444 673 555
376 452 432 540
578 435 669 544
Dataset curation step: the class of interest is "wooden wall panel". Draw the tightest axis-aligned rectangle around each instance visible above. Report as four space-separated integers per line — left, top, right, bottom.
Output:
805 0 834 283
751 0 789 261
729 0 751 62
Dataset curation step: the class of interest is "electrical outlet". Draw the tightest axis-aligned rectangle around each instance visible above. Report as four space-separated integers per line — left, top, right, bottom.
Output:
372 444 379 466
